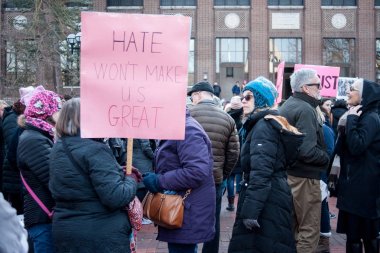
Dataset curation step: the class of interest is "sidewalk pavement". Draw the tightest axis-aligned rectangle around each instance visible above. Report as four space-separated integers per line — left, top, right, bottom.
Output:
136 195 346 253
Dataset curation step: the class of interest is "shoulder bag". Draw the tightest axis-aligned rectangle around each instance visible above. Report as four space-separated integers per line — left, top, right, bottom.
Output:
142 189 191 229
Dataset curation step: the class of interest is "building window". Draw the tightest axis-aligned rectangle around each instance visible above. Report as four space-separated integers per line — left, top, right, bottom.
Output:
269 38 302 64
321 0 356 6
189 39 195 74
3 0 34 9
107 0 143 6
65 1 92 8
214 0 250 6
216 38 249 73
375 40 380 82
268 0 303 5
188 38 195 85
5 41 37 84
161 0 196 6
226 67 234 77
60 40 80 87
376 0 380 6
323 38 355 77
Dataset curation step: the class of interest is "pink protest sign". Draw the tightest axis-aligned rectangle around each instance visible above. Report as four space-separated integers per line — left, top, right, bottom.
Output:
294 64 340 97
275 61 285 104
80 12 191 139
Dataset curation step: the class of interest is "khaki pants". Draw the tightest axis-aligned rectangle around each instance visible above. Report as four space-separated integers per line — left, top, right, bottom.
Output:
288 175 321 253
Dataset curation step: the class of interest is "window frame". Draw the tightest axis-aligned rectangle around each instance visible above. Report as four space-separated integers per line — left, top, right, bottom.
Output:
215 37 249 73
214 0 250 6
321 0 356 6
160 0 196 6
107 0 143 7
323 38 355 77
267 0 303 6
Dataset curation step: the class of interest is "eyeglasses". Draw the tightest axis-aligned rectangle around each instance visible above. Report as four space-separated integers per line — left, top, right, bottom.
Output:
189 92 199 102
349 86 359 92
305 83 321 89
241 94 253 102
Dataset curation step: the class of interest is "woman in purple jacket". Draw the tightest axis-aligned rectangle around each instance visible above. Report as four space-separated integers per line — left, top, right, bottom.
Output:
143 108 216 253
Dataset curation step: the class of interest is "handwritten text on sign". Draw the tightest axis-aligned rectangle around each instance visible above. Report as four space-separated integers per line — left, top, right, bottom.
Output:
294 64 340 97
80 12 191 139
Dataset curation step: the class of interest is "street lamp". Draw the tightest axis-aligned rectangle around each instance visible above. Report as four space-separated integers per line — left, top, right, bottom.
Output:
66 32 81 54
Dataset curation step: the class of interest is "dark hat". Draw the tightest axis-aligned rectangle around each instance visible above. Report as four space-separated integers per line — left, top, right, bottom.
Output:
187 81 214 96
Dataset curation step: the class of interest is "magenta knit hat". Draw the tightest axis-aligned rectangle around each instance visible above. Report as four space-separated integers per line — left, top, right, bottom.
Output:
24 90 62 120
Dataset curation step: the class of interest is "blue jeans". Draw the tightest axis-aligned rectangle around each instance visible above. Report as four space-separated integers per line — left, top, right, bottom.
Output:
227 173 242 198
27 223 54 253
202 183 223 253
168 242 197 253
320 172 331 234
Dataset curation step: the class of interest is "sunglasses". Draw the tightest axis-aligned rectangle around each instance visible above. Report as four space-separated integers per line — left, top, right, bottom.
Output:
241 94 253 102
349 86 359 92
305 83 321 89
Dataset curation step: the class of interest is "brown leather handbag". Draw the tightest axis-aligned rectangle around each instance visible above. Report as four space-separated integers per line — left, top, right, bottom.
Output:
142 190 191 229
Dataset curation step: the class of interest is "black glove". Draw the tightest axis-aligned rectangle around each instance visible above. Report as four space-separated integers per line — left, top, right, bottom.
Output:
142 172 163 193
242 219 260 230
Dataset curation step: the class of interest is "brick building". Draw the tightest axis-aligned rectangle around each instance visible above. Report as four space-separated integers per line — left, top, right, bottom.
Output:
1 0 380 100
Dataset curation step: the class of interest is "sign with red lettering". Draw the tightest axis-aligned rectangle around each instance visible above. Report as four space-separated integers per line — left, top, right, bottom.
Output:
294 64 340 97
80 12 191 139
275 61 285 104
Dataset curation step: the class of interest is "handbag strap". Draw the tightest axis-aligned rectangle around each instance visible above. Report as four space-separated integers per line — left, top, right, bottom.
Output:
61 137 87 177
20 172 54 218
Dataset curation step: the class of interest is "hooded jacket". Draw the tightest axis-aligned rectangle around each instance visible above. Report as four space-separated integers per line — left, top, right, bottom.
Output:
336 80 380 219
228 110 299 253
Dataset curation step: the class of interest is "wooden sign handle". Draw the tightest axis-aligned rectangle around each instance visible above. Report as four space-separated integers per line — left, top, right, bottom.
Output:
126 138 133 175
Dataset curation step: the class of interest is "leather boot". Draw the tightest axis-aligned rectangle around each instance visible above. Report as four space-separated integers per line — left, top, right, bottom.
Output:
346 241 363 253
363 239 379 253
315 235 330 253
226 196 235 211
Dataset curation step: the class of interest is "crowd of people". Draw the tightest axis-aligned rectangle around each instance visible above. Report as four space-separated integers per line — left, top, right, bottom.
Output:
0 67 380 253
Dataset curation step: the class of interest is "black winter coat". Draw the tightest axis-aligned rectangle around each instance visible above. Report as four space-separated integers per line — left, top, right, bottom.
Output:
336 80 380 219
228 108 243 174
17 124 55 228
0 120 4 191
2 107 21 194
49 136 137 253
228 110 298 253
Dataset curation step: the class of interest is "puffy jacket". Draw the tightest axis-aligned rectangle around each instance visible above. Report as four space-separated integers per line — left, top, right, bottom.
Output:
190 100 239 184
154 109 216 244
49 136 137 252
2 107 21 194
228 110 298 253
17 124 55 228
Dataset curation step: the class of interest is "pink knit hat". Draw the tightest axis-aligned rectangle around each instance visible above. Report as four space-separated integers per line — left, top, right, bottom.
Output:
230 96 243 110
24 90 62 120
19 85 46 106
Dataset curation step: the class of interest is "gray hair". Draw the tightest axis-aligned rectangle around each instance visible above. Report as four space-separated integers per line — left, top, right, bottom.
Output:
55 98 80 138
290 68 317 92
